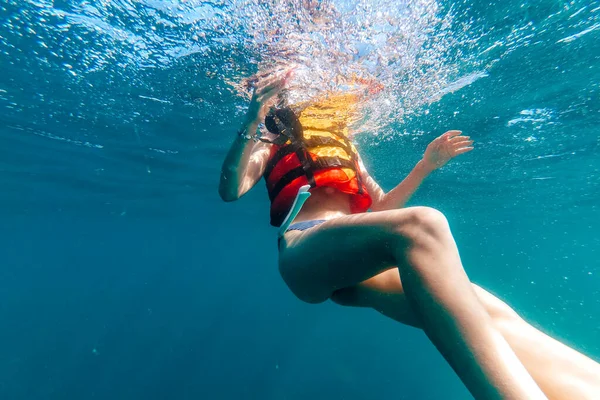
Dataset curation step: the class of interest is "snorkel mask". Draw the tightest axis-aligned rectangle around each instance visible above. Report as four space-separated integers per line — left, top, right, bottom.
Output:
264 107 304 140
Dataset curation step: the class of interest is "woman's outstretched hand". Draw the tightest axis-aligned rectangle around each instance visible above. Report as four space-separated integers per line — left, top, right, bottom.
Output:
422 130 474 171
246 70 293 124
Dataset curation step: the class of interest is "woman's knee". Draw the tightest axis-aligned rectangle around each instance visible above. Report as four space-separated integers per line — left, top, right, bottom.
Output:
390 206 451 245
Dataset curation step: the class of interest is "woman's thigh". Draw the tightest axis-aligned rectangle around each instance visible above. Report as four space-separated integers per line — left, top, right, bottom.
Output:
330 268 520 328
278 207 441 303
330 268 421 327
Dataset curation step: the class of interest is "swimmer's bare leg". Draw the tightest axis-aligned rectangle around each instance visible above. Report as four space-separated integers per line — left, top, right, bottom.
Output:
331 268 600 400
280 207 546 399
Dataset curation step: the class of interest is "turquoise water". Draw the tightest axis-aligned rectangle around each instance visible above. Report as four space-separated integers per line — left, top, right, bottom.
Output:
1 0 599 399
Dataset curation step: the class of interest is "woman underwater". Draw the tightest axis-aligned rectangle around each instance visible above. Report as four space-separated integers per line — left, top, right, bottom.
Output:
219 71 600 399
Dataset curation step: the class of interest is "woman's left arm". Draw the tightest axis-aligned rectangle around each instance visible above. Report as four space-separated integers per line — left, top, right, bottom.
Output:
361 130 473 211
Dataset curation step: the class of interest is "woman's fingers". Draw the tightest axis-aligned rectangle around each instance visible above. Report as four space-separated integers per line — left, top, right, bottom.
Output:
245 69 294 122
257 81 283 99
259 75 286 92
442 130 462 140
260 83 286 101
451 139 474 148
255 82 286 105
449 135 470 142
453 146 474 155
256 70 293 98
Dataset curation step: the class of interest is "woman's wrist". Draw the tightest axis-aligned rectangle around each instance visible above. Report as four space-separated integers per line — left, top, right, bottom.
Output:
237 115 260 141
237 126 253 141
416 159 435 176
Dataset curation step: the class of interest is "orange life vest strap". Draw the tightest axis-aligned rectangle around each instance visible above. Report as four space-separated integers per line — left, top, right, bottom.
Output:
264 136 355 179
267 156 358 202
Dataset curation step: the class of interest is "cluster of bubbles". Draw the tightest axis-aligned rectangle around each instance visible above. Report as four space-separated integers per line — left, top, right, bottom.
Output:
5 0 597 137
2 0 485 135
227 0 482 133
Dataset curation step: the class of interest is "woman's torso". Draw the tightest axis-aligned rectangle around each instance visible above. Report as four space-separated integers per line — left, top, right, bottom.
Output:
264 91 373 226
291 186 354 223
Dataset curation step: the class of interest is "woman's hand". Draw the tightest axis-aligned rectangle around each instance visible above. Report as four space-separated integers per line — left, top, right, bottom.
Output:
245 70 292 124
422 130 474 171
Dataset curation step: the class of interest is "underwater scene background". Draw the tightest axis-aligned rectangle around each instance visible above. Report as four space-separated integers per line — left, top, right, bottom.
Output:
0 0 599 398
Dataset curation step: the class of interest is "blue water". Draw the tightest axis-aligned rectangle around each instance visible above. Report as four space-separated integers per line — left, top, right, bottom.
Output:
1 1 599 399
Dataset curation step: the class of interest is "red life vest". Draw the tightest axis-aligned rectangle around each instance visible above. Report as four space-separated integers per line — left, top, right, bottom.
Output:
263 116 372 227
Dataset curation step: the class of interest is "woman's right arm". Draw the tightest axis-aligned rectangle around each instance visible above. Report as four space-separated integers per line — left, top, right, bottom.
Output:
218 118 271 202
218 72 291 202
